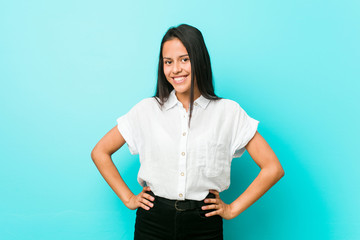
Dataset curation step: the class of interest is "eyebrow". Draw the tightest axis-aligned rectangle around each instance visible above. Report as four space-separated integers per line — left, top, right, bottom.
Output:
163 54 189 60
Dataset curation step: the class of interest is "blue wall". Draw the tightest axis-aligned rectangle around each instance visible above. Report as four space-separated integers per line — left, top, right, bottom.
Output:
1 0 359 239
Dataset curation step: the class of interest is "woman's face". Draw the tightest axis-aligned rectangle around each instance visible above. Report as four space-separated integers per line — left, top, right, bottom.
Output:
162 38 197 97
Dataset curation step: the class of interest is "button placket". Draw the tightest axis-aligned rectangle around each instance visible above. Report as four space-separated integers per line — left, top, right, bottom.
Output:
177 105 188 200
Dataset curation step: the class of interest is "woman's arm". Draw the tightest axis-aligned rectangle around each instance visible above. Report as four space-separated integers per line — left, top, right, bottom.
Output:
91 126 154 210
203 131 285 219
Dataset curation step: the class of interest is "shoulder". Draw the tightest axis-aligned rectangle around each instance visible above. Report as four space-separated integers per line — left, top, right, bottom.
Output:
129 97 160 112
210 98 253 120
211 97 242 111
131 97 156 107
136 97 155 106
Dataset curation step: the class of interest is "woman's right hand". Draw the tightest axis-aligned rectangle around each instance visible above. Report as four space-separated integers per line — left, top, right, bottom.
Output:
125 186 155 210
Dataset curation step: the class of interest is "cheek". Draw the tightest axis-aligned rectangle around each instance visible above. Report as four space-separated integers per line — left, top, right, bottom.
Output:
163 66 170 76
185 63 191 73
163 67 172 81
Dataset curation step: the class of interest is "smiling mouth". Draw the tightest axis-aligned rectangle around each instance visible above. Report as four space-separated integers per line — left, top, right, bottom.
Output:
173 75 188 84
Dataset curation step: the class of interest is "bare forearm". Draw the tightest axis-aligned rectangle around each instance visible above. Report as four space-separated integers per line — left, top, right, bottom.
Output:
230 167 284 218
91 153 134 205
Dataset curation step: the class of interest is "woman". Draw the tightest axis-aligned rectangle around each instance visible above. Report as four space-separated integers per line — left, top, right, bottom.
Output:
91 24 285 240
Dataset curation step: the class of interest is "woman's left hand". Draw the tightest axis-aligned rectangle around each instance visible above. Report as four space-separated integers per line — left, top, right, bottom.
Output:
202 190 234 220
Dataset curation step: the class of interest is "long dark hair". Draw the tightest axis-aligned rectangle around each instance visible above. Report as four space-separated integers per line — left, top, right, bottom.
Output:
153 24 222 128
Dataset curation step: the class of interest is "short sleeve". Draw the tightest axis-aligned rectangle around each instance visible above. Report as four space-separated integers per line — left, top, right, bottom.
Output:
116 105 139 155
231 103 259 159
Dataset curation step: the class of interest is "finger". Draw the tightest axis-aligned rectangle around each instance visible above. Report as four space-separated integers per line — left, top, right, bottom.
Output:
140 197 154 208
204 198 218 204
142 186 151 192
140 203 150 210
143 192 155 202
202 203 219 210
205 209 221 217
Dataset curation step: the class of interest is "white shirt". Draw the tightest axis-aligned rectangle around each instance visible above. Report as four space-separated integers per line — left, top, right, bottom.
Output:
116 89 259 201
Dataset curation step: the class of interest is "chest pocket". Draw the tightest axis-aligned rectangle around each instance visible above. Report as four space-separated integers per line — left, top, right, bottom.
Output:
199 140 230 178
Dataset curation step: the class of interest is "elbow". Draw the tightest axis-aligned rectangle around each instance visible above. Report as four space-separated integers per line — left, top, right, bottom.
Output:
275 165 285 180
91 147 111 164
264 164 284 181
278 167 285 179
91 147 99 162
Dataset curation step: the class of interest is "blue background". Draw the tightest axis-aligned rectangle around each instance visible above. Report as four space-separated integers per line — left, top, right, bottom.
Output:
1 0 359 239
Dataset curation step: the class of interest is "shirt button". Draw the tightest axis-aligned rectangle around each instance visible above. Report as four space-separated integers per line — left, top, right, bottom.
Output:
181 152 185 156
180 172 184 176
179 193 183 197
194 102 198 106
182 132 186 136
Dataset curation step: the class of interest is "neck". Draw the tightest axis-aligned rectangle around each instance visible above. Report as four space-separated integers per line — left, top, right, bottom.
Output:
175 89 201 112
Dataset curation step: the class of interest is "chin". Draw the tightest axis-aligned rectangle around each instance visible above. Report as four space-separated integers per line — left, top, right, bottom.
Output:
173 86 191 94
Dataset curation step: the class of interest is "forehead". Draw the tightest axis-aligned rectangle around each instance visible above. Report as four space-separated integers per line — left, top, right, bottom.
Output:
162 38 188 58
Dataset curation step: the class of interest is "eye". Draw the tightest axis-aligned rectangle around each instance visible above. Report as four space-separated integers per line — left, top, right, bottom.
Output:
164 60 172 65
182 58 189 62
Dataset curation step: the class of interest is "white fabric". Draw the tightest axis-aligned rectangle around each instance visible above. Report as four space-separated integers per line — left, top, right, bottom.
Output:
116 89 259 201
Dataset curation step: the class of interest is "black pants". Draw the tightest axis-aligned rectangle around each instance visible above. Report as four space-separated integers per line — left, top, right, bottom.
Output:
134 191 223 240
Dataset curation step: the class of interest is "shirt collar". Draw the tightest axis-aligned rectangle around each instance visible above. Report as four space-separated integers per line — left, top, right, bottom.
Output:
163 89 210 111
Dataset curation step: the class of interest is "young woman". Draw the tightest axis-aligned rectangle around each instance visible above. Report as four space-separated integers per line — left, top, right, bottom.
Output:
91 24 285 240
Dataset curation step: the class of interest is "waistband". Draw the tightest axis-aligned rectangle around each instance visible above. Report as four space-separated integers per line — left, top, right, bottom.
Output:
146 191 215 211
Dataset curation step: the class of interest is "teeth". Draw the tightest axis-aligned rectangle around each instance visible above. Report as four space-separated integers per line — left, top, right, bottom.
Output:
173 76 187 83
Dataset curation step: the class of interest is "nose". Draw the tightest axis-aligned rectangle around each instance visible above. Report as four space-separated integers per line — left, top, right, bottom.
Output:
172 61 182 74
